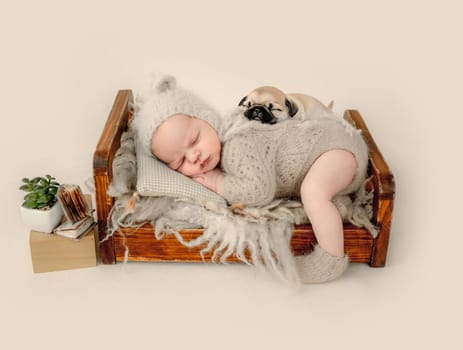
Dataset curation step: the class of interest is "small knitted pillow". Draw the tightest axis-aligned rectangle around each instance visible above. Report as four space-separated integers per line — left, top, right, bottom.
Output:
135 141 225 204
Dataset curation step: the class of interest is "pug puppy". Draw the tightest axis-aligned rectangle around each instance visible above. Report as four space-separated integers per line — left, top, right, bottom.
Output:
238 86 333 124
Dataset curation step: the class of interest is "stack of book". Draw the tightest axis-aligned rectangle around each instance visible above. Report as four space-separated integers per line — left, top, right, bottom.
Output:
54 184 95 239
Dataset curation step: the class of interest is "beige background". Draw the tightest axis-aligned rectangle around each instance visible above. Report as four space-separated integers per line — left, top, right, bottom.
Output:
1 0 462 349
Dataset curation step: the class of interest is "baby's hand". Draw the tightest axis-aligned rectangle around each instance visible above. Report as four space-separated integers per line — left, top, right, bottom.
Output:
192 168 224 194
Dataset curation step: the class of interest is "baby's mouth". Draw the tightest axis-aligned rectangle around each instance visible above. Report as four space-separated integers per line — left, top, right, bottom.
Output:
200 156 210 169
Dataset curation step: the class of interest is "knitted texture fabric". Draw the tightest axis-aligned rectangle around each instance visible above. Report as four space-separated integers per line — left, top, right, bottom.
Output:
131 74 223 157
295 245 349 283
221 117 369 207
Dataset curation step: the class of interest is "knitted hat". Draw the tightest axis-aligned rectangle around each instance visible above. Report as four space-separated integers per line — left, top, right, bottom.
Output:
131 74 223 156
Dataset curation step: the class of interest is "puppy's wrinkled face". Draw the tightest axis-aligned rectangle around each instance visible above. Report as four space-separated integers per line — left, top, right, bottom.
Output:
238 86 290 124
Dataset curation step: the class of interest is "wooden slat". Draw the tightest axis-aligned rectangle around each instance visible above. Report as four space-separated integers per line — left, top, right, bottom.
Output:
114 224 373 264
94 90 133 174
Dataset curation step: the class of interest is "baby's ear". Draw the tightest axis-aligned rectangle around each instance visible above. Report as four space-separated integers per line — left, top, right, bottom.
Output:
151 73 177 93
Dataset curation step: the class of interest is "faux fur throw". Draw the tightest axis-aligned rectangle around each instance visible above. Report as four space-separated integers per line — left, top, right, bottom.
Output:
104 122 377 283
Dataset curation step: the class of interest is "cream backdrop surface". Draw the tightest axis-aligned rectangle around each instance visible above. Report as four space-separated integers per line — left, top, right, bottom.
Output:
1 0 462 349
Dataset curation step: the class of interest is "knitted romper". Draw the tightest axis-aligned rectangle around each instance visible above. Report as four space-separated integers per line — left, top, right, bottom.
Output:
220 117 369 207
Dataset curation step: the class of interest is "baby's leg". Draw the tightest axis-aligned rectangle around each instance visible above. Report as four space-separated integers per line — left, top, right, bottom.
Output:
300 149 357 257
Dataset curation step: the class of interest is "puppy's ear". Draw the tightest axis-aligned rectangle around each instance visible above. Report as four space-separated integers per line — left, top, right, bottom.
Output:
285 98 298 117
238 96 248 106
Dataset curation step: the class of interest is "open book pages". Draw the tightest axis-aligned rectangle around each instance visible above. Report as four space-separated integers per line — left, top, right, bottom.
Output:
57 184 92 223
55 184 95 239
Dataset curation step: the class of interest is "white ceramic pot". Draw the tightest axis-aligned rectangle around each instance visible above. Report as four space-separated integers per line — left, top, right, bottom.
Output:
20 202 64 233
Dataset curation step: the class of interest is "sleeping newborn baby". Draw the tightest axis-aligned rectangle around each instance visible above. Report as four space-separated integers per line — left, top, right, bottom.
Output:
133 74 369 284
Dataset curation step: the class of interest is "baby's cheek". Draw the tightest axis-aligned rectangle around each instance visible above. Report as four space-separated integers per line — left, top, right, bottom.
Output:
180 165 198 177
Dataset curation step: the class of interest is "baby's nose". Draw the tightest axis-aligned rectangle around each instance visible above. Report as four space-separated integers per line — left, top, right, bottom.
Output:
188 150 201 163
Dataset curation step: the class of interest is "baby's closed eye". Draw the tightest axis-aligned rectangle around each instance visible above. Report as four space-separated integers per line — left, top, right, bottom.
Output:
191 132 199 145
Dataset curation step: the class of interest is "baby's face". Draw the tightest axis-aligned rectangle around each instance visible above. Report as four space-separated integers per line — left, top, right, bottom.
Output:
151 114 221 177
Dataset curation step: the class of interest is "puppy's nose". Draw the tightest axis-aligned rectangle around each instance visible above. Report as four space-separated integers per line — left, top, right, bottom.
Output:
252 108 264 119
247 106 265 119
244 106 275 124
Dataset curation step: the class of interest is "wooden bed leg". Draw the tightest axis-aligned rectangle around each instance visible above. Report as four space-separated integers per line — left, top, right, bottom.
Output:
98 222 115 264
370 196 394 267
94 174 116 264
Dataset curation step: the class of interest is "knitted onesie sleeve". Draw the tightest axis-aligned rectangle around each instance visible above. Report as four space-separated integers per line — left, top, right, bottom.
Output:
220 133 276 207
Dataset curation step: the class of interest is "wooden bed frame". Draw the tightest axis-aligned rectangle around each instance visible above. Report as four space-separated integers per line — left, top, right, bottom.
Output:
93 90 395 267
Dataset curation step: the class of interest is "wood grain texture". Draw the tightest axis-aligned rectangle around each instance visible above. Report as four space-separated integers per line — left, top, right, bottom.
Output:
370 198 394 267
113 224 373 263
343 110 396 267
93 90 133 264
93 91 395 267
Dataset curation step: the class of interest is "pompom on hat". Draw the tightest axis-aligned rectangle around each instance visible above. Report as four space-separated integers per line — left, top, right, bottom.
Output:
131 74 223 156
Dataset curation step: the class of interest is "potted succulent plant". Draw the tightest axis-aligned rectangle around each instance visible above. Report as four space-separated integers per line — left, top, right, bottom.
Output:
19 175 63 233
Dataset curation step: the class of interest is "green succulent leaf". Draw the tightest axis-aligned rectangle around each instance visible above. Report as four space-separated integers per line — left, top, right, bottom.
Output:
19 174 60 208
19 184 30 192
26 192 37 200
23 201 37 209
